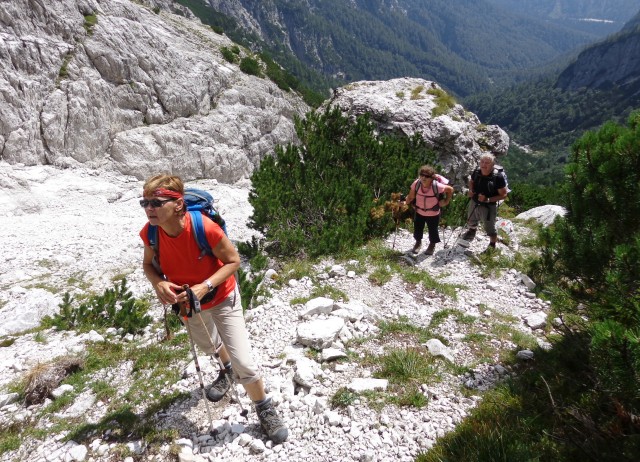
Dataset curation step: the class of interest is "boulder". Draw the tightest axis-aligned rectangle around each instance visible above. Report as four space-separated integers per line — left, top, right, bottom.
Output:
324 78 509 187
0 0 308 182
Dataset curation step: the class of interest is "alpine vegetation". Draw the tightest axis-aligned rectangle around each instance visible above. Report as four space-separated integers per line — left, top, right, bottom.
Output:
249 107 436 257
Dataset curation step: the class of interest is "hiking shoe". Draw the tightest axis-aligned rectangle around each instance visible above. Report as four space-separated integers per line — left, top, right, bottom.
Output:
206 368 231 402
482 243 497 255
255 398 289 444
425 243 436 255
412 240 422 254
462 228 476 241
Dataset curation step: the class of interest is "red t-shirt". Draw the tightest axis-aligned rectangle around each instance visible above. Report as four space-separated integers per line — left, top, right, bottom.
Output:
140 213 236 309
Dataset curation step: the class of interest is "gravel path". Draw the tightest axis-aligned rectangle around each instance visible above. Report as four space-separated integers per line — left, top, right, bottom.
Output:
0 163 549 462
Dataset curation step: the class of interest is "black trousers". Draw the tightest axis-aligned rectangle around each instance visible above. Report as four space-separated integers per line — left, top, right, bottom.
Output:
413 213 441 244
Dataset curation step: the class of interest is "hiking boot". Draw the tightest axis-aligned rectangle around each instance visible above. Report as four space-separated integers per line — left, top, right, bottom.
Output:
206 368 231 402
412 240 422 254
255 398 288 444
462 228 476 241
482 243 497 255
425 242 436 255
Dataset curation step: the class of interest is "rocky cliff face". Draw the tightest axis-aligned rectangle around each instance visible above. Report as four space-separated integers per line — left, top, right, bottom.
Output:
556 24 640 92
1 1 507 188
0 0 309 182
324 78 509 187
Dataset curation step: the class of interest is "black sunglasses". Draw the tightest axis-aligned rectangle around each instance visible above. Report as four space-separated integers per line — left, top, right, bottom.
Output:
139 198 176 208
419 173 432 178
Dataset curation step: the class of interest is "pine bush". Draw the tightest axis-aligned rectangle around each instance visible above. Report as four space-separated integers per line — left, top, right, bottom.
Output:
249 107 435 257
41 279 152 335
539 110 640 440
541 110 640 324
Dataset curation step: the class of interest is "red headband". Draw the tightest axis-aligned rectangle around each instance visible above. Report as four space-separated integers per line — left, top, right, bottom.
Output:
152 188 183 199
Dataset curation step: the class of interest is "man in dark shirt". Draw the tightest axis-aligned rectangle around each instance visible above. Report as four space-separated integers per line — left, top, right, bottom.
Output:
462 153 509 251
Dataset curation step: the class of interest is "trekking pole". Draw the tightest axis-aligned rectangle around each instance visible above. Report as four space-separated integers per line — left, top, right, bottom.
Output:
211 346 249 418
443 198 480 261
180 285 216 435
392 215 400 251
193 299 250 419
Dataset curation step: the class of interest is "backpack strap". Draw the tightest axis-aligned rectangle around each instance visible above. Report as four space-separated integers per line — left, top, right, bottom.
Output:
147 224 163 275
147 224 158 250
471 168 480 185
413 179 441 212
189 210 214 259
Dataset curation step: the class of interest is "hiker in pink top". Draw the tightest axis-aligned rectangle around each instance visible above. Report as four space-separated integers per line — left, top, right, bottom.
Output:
405 165 453 255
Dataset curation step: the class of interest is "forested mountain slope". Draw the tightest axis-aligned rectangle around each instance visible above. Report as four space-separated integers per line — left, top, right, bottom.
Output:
486 0 640 36
197 0 600 97
466 15 640 157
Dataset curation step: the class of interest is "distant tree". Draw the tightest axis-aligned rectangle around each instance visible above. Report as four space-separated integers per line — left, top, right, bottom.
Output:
249 107 435 257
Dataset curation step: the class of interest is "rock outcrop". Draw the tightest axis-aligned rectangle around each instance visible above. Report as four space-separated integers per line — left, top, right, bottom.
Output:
0 0 309 182
324 78 510 187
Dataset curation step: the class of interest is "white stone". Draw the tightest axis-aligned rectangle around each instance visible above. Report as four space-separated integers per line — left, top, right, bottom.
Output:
300 297 335 317
516 205 567 226
425 339 455 363
347 378 388 393
51 384 74 399
525 312 547 330
66 444 88 462
297 317 345 349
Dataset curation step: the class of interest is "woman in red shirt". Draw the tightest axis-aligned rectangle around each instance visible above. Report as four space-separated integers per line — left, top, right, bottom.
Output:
140 174 287 444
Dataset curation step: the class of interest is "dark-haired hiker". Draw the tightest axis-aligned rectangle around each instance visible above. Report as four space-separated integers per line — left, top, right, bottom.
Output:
139 173 288 444
405 165 453 255
463 153 509 252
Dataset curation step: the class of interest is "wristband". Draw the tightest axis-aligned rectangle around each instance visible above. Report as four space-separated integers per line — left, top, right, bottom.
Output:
204 279 213 292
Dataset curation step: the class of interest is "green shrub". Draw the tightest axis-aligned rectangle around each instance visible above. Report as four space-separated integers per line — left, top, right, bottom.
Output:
237 268 263 311
533 110 640 456
541 110 640 325
239 57 262 77
260 51 299 92
330 387 359 408
507 182 561 214
439 193 469 228
41 279 152 335
220 46 237 64
249 107 436 257
83 13 97 35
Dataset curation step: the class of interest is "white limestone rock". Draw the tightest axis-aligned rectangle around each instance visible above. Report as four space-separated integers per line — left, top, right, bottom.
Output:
296 317 346 349
2 0 308 181
516 205 567 226
324 77 509 187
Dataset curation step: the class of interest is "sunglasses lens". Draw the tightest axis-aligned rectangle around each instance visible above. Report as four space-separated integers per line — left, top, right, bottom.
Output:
141 198 174 208
140 199 163 208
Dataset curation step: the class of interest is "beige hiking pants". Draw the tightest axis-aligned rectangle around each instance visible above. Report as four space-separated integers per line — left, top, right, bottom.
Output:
185 288 261 385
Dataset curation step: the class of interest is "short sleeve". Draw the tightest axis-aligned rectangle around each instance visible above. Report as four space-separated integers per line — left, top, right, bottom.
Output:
496 174 507 189
139 222 151 246
203 217 225 249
